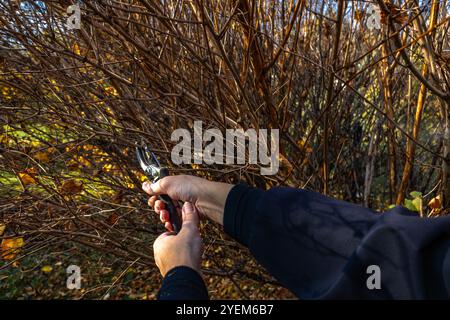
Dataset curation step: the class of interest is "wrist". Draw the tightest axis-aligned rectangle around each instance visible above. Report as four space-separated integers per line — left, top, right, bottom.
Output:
158 247 201 277
197 181 233 225
162 260 201 277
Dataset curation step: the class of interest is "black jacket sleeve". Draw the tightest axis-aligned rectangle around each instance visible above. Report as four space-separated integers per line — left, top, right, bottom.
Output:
224 184 450 299
157 266 208 300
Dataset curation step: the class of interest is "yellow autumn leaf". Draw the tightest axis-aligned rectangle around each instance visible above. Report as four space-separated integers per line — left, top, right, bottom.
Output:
1 237 24 260
29 141 41 148
65 144 75 153
1 86 16 101
0 134 10 146
77 156 91 167
102 163 118 172
72 42 81 55
33 147 55 163
297 139 313 153
18 171 37 186
49 78 60 91
0 224 5 236
67 156 91 170
428 195 441 209
137 172 147 183
104 85 118 97
41 265 53 273
83 144 96 151
33 151 50 163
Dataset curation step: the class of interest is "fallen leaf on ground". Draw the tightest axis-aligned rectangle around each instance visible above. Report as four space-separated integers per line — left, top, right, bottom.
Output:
60 179 83 195
1 237 24 260
33 149 53 162
41 265 53 273
18 169 38 186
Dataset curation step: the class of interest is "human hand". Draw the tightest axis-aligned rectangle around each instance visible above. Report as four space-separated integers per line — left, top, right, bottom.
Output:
153 201 203 277
143 175 233 231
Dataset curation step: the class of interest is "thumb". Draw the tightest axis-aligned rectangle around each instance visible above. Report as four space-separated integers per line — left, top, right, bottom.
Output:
153 231 174 249
181 202 199 227
142 176 171 196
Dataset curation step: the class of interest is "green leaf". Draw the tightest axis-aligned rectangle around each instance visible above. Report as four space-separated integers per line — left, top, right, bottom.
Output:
388 204 396 209
412 197 422 212
404 199 418 212
409 191 422 199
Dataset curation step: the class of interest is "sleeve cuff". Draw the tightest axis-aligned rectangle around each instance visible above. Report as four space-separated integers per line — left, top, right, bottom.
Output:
223 183 264 246
157 266 208 300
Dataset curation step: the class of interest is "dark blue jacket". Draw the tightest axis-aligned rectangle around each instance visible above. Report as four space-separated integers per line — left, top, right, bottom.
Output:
158 184 450 299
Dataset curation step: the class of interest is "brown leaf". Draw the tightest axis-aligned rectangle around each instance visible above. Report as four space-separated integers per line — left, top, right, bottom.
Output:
64 220 76 232
380 2 409 26
111 190 123 205
33 151 50 163
60 179 83 195
67 159 80 171
33 147 55 163
441 50 450 65
107 213 119 225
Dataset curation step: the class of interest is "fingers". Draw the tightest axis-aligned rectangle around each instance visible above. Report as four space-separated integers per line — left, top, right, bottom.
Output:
153 201 198 234
160 210 169 223
154 201 198 230
150 199 169 221
144 176 198 232
149 196 179 231
165 221 173 232
142 175 196 202
154 200 165 212
181 202 199 227
148 195 158 208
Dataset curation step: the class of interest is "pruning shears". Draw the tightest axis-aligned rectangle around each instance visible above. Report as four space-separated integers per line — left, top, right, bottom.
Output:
136 142 182 233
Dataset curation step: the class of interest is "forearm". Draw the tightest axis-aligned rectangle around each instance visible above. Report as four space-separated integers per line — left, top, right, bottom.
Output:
223 184 450 299
223 184 377 298
195 179 233 225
